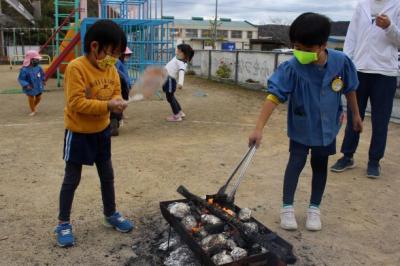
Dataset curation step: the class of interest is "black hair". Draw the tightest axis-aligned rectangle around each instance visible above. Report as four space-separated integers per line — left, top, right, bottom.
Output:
84 19 127 54
177 43 195 62
289 12 331 46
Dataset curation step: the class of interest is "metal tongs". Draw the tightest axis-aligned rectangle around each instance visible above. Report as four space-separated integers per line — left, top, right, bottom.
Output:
206 145 257 205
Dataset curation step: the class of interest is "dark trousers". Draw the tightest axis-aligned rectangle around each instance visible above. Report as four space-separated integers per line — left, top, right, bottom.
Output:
163 77 182 115
58 160 116 222
341 72 397 164
283 140 334 206
165 91 182 115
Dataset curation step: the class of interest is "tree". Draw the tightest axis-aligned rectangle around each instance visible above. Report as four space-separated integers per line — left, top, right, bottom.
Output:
204 19 223 49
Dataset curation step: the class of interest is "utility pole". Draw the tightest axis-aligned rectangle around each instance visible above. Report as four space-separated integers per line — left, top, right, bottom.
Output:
213 0 218 49
160 0 163 18
0 0 4 57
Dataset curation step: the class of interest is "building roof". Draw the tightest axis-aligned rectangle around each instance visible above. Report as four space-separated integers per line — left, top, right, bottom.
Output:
172 18 257 30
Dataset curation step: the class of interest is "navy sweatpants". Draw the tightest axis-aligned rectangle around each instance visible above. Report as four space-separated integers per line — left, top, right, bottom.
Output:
341 72 397 164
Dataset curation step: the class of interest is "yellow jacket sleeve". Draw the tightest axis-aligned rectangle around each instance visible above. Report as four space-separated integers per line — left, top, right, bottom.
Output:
65 65 109 115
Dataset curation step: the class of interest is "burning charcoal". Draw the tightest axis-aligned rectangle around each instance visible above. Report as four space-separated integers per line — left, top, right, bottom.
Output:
230 247 248 261
182 215 197 231
238 208 252 222
226 239 237 250
158 236 180 251
243 222 259 234
164 246 199 266
168 202 191 219
201 214 222 225
201 234 227 252
211 251 233 265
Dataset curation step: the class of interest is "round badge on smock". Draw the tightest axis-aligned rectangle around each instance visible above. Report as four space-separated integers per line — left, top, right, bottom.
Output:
331 76 344 92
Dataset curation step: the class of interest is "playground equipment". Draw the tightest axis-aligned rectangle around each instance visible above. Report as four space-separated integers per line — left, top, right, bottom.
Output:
97 0 175 80
44 0 174 86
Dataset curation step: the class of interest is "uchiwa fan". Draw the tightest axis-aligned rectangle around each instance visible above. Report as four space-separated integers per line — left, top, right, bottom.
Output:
128 66 168 102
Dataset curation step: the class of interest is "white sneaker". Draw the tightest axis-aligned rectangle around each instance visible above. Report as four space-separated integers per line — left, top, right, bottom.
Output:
306 206 322 231
280 206 298 230
179 111 186 118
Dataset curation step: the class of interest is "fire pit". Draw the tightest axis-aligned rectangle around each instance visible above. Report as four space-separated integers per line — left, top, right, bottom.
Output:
160 187 297 266
159 146 297 265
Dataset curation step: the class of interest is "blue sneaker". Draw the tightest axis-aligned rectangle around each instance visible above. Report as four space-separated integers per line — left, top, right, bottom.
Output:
367 162 381 179
330 156 355 173
55 223 74 247
103 212 134 233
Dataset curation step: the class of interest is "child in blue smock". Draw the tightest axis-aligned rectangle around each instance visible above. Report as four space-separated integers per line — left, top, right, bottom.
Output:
18 50 45 116
110 47 133 136
249 13 363 231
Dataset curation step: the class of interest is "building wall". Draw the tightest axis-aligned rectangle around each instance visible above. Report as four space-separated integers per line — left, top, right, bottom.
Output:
172 22 257 50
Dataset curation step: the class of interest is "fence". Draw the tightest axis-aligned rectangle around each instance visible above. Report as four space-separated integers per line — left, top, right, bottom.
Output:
190 50 292 90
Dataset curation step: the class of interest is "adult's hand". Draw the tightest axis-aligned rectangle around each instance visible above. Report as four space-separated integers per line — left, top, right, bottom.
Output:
376 14 391 29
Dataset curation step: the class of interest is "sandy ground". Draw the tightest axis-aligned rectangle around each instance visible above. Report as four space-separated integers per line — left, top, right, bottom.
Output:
0 65 400 266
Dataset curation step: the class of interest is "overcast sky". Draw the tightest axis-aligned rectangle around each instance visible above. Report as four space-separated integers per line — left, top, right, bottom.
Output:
163 0 359 24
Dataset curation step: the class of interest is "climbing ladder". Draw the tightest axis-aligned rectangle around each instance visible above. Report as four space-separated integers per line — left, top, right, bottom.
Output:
54 0 80 87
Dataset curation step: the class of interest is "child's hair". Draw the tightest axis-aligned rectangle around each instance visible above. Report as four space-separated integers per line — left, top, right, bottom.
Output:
177 44 195 62
289 13 331 46
84 19 127 55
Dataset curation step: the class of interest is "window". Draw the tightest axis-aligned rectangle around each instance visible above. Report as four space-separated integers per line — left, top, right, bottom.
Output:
231 30 242 39
202 30 211 38
217 30 228 38
171 28 181 38
247 31 253 39
185 29 198 38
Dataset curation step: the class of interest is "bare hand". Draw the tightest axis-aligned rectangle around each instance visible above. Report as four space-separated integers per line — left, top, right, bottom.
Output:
248 130 263 148
376 14 391 29
25 85 32 90
352 114 363 133
108 98 127 113
177 84 183 90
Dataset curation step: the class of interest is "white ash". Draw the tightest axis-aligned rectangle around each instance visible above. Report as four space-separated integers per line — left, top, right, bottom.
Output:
168 202 191 219
238 208 252 222
261 247 268 254
211 250 234 265
164 246 199 266
201 234 227 251
243 222 259 234
226 239 237 250
158 236 180 251
181 215 197 231
201 214 222 225
230 247 248 261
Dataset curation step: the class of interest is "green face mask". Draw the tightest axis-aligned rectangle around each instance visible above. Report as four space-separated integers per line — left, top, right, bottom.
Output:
293 49 318 64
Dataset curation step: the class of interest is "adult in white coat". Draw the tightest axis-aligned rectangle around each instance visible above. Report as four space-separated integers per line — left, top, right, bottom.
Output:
331 0 400 178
